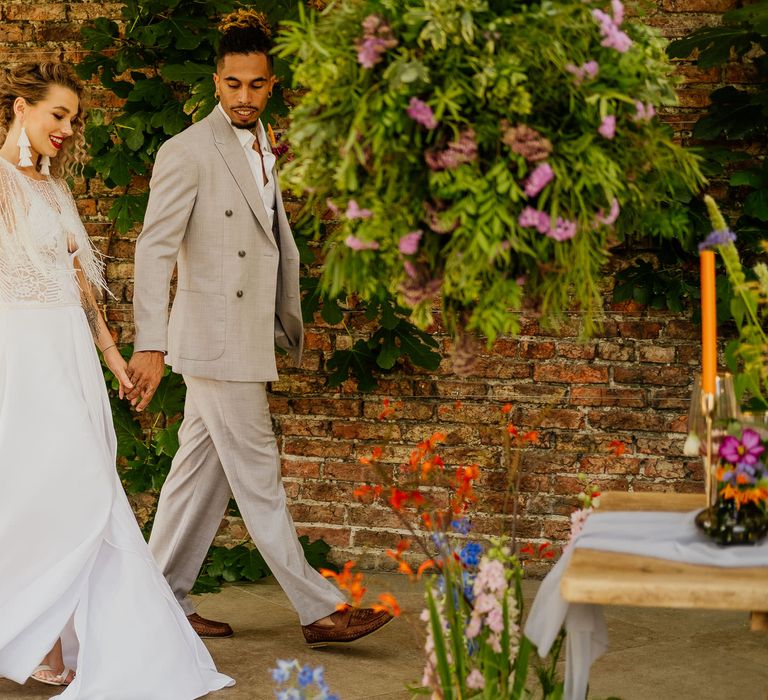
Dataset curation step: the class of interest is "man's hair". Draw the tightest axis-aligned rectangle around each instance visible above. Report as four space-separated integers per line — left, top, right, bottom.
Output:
217 9 274 69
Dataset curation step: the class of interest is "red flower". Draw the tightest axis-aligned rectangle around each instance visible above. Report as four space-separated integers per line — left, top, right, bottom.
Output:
501 403 513 414
609 440 626 456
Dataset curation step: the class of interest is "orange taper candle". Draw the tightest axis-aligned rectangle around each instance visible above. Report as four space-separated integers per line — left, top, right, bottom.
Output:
700 250 717 394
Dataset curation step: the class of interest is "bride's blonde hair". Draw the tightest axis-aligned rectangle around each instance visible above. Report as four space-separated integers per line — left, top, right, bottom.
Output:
0 62 88 180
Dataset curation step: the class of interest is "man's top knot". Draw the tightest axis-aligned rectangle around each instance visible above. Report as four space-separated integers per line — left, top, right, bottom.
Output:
218 9 272 38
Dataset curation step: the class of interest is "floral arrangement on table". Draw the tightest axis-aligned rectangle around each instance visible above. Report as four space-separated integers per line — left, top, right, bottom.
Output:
695 425 768 545
275 0 704 365
694 195 768 544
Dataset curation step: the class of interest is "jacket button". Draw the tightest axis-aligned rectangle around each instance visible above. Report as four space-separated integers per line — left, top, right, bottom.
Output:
236 290 244 298
225 209 233 217
238 250 246 257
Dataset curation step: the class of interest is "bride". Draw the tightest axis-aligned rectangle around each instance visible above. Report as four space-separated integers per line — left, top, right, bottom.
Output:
0 62 234 698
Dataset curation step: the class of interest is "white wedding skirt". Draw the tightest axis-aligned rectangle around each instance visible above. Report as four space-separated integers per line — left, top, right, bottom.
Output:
0 304 234 699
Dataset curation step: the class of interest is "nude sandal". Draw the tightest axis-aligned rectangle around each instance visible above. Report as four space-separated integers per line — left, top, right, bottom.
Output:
31 664 74 687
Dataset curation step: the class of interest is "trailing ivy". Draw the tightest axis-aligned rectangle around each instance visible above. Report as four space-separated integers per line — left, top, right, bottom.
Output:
78 0 443 389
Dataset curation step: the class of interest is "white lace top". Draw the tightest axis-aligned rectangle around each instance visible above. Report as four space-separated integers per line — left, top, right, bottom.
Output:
0 157 106 307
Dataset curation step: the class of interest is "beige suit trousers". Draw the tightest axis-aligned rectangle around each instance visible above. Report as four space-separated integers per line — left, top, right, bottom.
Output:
148 376 345 625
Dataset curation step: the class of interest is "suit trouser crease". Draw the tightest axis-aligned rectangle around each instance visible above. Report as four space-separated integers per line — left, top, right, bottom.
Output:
148 376 345 625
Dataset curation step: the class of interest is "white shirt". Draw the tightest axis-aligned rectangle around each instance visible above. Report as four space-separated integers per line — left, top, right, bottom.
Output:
217 103 276 229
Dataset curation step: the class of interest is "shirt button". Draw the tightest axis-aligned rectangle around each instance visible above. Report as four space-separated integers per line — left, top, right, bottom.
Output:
225 209 233 217
238 250 246 258
236 290 244 298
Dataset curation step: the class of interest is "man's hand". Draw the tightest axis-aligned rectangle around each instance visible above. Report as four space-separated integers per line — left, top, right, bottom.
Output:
126 351 165 412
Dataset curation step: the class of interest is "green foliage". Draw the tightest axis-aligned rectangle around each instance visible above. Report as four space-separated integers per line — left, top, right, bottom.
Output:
669 3 768 234
276 0 704 344
80 0 445 389
101 345 335 590
192 535 336 594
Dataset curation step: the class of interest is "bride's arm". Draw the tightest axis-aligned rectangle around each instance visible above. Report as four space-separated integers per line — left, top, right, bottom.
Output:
74 258 134 399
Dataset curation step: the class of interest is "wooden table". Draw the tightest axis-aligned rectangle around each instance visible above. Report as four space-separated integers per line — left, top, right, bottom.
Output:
560 491 768 631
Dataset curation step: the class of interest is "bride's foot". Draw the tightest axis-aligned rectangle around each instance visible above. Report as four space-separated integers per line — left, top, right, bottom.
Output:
31 664 74 686
31 639 74 686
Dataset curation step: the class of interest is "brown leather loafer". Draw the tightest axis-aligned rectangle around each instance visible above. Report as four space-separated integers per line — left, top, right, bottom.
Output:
187 612 234 638
301 606 393 647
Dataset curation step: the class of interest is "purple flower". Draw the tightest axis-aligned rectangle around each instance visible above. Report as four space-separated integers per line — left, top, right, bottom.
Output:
598 115 616 139
518 206 551 233
357 38 387 69
398 229 422 255
344 235 379 251
356 15 398 69
518 206 540 228
407 97 437 130
425 128 477 170
548 218 578 242
326 198 340 216
595 197 620 226
719 429 765 465
524 162 554 197
698 228 737 251
345 199 373 220
565 60 600 85
633 100 656 122
592 5 632 53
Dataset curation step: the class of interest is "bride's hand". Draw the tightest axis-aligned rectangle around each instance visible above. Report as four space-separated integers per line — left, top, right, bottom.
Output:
103 346 134 400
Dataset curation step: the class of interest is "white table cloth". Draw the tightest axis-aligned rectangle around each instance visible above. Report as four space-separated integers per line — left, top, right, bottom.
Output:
524 510 768 700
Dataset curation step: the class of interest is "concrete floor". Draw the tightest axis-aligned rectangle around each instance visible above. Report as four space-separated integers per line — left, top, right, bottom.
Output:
1 573 765 699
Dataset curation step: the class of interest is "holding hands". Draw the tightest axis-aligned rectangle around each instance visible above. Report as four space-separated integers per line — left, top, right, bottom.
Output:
126 350 165 412
102 345 134 400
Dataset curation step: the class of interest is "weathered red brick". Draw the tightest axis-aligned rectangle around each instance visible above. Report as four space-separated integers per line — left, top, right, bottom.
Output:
534 363 609 384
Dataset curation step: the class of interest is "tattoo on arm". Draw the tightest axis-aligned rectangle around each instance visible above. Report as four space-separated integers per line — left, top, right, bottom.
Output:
80 288 101 341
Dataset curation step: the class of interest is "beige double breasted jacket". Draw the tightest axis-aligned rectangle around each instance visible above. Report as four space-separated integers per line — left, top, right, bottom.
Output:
133 106 303 381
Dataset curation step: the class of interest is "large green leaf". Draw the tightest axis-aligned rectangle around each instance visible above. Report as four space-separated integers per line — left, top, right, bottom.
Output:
326 340 378 391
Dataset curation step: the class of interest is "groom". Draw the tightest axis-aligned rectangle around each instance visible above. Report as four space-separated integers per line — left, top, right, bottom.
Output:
128 9 392 645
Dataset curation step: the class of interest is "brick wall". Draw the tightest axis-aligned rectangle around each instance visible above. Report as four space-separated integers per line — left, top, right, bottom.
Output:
0 1 751 569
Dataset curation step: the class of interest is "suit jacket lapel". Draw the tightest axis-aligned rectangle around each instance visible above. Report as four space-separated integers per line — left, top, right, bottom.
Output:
208 107 276 248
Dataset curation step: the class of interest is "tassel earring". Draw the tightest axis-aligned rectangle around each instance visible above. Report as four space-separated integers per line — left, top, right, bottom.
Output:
17 126 33 167
39 155 50 176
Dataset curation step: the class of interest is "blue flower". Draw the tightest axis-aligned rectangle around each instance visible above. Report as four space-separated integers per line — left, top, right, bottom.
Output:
297 664 314 688
698 228 736 251
459 541 483 567
451 517 472 534
431 532 448 551
271 659 297 684
276 690 301 700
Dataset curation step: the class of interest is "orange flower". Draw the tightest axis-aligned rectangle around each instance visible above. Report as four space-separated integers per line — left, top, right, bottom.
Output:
609 440 626 456
321 561 366 606
372 592 401 617
522 430 539 444
538 542 555 559
520 543 534 556
417 559 438 577
501 403 512 414
359 446 383 465
267 123 277 148
506 423 518 436
353 484 383 501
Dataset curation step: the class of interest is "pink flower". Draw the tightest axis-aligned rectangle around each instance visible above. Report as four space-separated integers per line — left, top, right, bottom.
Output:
567 507 593 547
518 206 551 234
633 100 656 122
345 199 373 220
344 235 379 251
592 4 632 53
524 162 554 197
548 218 578 242
398 230 422 255
595 197 620 226
565 60 600 85
719 428 765 465
326 198 340 216
406 97 437 130
598 115 616 140
424 128 477 170
356 15 398 69
467 669 485 690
